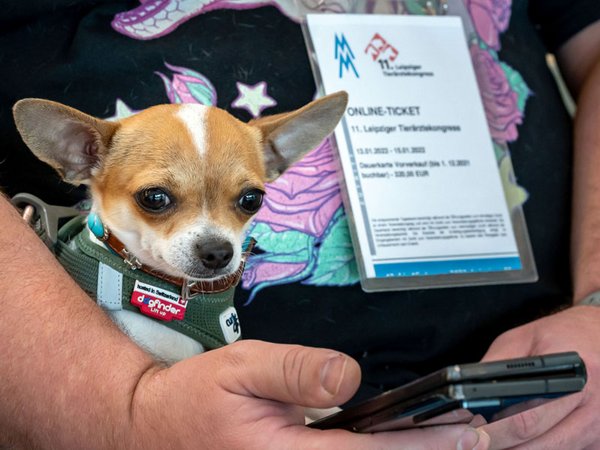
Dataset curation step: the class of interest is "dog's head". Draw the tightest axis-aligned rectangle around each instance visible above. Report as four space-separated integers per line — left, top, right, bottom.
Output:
13 93 347 281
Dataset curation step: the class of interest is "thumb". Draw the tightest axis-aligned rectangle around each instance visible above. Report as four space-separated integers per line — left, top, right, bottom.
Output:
215 340 361 408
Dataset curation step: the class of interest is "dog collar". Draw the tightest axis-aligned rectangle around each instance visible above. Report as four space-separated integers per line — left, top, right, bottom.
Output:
86 213 255 301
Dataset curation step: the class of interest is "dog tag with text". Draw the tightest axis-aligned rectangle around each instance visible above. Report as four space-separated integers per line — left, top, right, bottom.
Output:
130 280 188 321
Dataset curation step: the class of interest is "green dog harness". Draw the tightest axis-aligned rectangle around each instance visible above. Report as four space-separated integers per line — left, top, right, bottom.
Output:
54 215 250 350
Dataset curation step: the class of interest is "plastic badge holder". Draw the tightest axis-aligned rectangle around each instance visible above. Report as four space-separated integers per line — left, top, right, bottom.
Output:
298 0 537 292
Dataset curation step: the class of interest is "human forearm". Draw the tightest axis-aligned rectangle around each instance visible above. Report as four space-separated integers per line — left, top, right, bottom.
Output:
0 195 156 449
570 55 600 303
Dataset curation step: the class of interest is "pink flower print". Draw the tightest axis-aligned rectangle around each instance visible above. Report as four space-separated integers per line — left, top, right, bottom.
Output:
471 45 522 143
255 138 343 238
466 0 512 50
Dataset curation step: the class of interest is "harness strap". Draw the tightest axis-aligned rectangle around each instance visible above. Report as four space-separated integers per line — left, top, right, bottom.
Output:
55 217 242 350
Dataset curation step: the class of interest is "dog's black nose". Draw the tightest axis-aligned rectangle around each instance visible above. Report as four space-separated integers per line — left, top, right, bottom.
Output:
196 240 234 270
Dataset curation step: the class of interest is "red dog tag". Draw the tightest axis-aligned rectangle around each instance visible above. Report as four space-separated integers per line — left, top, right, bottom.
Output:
130 280 188 321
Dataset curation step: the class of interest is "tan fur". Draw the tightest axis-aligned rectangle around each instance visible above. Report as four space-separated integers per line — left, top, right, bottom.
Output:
92 105 266 243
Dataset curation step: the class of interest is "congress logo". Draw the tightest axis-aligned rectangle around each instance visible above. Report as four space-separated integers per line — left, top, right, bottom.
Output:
335 33 359 79
365 33 398 69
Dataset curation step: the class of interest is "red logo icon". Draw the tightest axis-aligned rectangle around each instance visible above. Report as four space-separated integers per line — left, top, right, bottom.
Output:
365 33 398 62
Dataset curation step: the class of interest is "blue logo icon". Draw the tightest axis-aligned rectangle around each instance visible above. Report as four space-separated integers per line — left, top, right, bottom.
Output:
335 33 359 79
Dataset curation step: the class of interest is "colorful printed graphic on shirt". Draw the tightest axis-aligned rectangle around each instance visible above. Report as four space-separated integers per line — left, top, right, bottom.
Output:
109 0 529 302
156 62 217 105
231 81 277 118
111 0 348 40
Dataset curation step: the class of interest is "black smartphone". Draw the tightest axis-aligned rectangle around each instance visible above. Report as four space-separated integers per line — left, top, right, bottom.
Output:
309 352 587 432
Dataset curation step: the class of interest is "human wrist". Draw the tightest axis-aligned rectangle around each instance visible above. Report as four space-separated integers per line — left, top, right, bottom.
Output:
125 365 183 450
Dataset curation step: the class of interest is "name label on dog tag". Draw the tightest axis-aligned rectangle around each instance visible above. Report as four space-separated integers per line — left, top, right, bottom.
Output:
130 280 188 321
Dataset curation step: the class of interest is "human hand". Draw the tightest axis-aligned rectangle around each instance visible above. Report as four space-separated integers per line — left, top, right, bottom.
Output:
478 306 600 449
128 340 490 450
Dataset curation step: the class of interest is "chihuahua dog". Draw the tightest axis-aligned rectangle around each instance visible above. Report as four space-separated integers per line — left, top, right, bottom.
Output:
13 92 348 364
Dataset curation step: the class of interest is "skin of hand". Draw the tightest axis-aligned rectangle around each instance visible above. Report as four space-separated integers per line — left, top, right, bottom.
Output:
128 340 491 450
478 306 600 450
0 194 491 450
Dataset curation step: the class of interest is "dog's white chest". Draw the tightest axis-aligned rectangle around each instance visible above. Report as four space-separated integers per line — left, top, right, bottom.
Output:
109 310 204 364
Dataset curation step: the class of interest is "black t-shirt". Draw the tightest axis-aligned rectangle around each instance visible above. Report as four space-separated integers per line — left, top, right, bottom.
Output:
529 0 600 51
1 0 598 402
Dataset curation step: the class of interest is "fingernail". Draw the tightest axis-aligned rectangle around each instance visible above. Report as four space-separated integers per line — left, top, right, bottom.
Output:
457 428 489 450
475 429 490 450
320 354 347 396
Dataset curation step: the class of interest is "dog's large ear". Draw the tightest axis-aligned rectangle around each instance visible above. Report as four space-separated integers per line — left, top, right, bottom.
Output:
250 91 348 180
13 99 118 185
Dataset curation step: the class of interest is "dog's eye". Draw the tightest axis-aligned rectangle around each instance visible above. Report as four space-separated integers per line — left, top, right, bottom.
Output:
238 189 264 214
136 188 172 212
